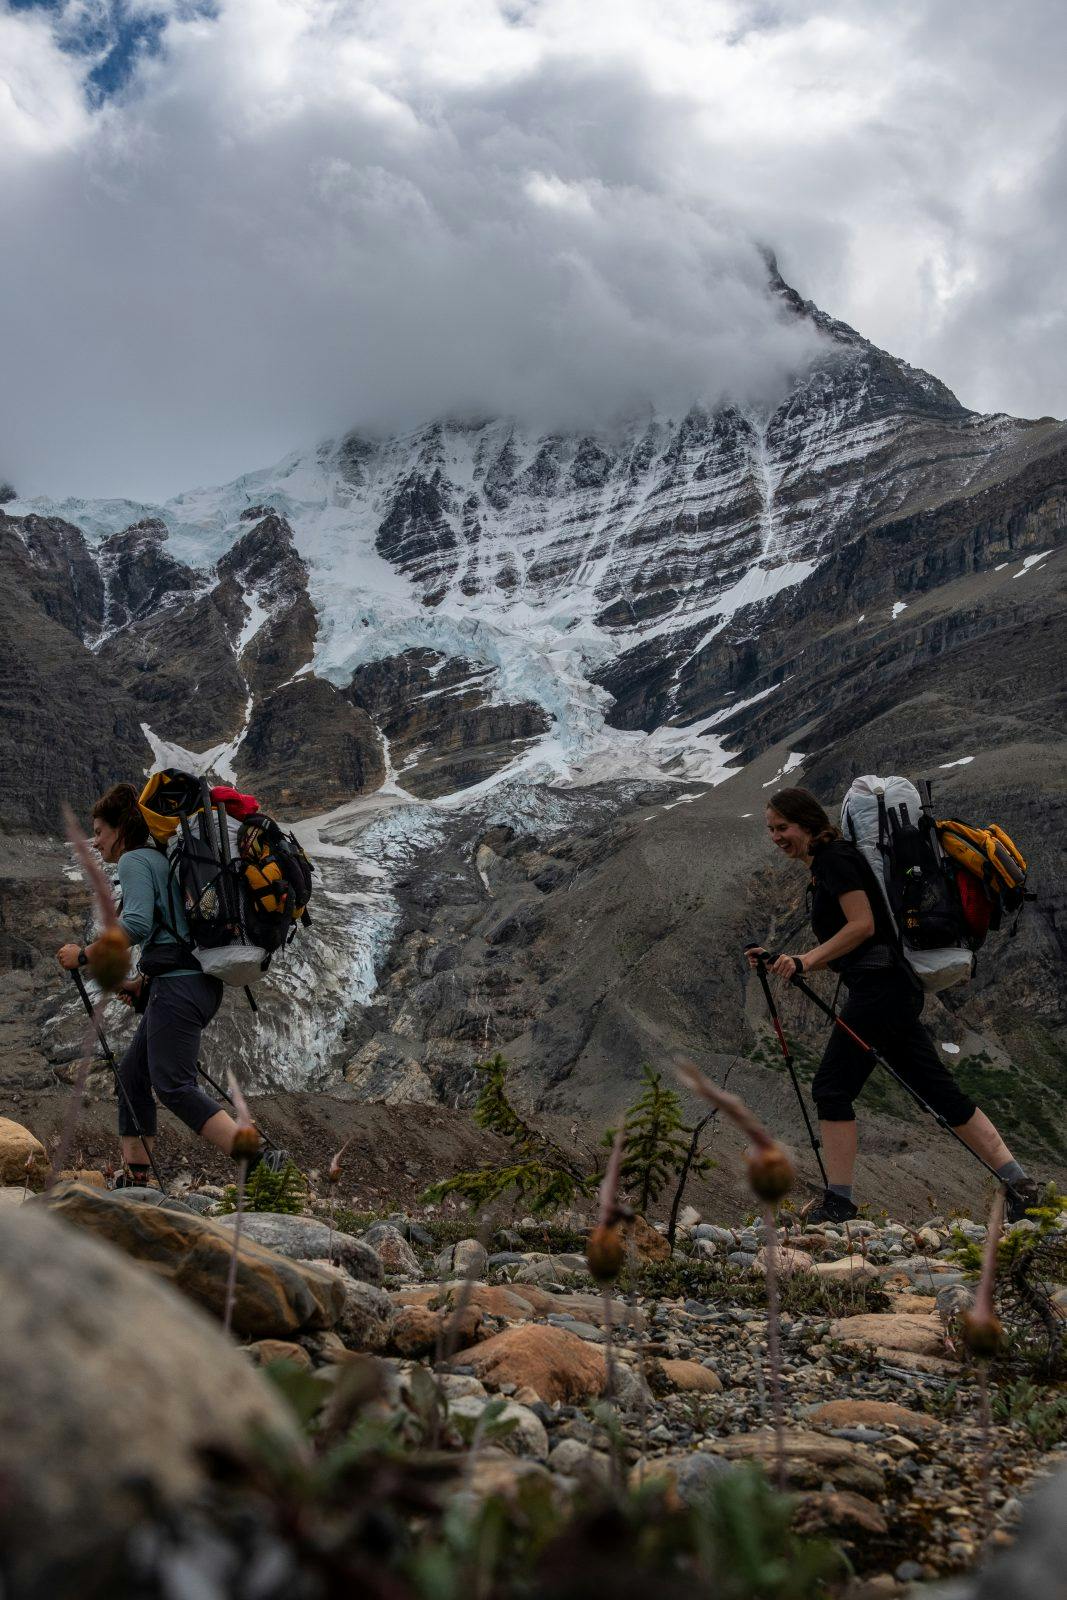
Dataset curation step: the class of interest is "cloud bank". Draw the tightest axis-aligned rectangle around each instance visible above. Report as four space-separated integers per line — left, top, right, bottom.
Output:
2 0 1065 499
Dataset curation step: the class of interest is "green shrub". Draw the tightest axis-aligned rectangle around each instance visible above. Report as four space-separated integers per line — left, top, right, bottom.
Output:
217 1158 308 1216
422 1053 592 1216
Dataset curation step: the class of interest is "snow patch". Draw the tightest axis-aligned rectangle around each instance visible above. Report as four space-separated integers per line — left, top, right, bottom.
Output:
891 601 907 619
237 593 270 655
939 756 974 769
994 563 1008 572
1012 549 1052 578
940 1042 961 1055
762 751 806 789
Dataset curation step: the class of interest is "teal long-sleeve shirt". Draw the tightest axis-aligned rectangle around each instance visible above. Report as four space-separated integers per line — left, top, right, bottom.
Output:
116 847 199 977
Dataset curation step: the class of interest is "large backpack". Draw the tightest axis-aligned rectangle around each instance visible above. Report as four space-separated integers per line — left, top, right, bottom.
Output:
840 775 973 992
137 769 314 986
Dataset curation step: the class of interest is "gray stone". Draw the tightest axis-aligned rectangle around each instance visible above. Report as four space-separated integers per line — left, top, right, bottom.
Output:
215 1212 384 1283
453 1238 489 1278
692 1225 735 1245
361 1223 422 1276
0 1204 303 1599
304 1261 393 1350
936 1283 976 1319
549 1438 611 1481
546 1315 605 1343
111 1186 198 1215
448 1395 549 1460
671 1451 735 1505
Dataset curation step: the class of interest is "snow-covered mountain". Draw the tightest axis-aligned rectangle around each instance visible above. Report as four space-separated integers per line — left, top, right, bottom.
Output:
12 268 1064 799
2 268 1065 1102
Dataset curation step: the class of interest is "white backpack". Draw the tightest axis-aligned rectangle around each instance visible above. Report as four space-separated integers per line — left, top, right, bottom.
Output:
840 774 972 992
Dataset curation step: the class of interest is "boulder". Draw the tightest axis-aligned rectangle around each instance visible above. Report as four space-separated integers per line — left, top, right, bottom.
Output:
455 1445 554 1504
36 1183 346 1338
447 1395 549 1460
631 1451 734 1508
303 1261 394 1350
216 1212 384 1282
0 1204 303 1599
104 1185 198 1214
548 1437 612 1483
652 1358 723 1394
807 1399 940 1438
389 1302 489 1357
754 1244 814 1277
812 1255 880 1284
707 1431 885 1496
792 1489 889 1539
453 1238 489 1278
829 1312 952 1360
0 1117 47 1184
363 1221 422 1275
244 1338 314 1370
58 1168 107 1188
620 1213 671 1263
451 1322 607 1404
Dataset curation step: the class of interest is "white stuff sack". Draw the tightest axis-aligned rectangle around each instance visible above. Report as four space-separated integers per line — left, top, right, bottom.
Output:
195 942 268 988
841 774 972 993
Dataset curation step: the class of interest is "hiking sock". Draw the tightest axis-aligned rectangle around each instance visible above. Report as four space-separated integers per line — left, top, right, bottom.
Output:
828 1183 853 1202
996 1160 1028 1186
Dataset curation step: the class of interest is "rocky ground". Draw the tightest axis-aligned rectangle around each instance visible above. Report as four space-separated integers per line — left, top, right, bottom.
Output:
1 1111 1065 1600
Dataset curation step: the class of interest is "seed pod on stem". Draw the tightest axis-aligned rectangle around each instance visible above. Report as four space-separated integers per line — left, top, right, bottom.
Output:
587 1130 627 1284
62 805 130 993
963 1191 1005 1360
676 1060 794 1202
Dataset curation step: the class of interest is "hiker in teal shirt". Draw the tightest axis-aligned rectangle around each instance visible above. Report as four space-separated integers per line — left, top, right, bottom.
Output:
57 782 242 1185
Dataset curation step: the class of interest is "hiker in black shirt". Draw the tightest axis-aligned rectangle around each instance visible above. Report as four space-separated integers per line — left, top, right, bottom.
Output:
748 787 1037 1223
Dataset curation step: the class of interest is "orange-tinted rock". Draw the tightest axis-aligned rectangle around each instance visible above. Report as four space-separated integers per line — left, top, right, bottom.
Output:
808 1399 939 1438
620 1214 671 1263
652 1359 723 1394
829 1312 951 1360
451 1322 607 1404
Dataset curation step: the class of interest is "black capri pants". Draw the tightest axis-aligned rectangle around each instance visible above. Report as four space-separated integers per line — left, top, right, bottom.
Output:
811 967 977 1126
117 974 225 1137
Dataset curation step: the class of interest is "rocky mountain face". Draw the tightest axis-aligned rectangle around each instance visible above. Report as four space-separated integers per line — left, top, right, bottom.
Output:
1 268 1064 1184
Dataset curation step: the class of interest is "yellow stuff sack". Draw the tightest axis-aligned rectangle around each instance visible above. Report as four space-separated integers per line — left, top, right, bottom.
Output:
937 819 1028 902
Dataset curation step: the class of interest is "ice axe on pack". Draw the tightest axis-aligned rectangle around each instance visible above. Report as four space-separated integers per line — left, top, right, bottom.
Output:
745 946 1027 1200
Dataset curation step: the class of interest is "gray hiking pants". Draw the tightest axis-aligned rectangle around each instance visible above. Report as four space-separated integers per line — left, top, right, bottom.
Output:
116 973 224 1137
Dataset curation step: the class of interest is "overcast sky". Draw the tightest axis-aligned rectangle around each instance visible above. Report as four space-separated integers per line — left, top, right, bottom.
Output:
2 0 1065 501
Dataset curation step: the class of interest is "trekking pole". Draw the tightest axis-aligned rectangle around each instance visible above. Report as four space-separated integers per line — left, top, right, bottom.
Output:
757 952 1018 1195
69 971 169 1194
744 945 829 1189
195 1062 279 1152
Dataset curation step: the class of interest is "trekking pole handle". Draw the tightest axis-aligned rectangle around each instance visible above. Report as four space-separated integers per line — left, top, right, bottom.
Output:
744 945 805 983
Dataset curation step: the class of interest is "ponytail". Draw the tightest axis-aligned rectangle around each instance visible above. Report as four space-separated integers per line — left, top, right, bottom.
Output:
91 782 151 853
768 787 842 848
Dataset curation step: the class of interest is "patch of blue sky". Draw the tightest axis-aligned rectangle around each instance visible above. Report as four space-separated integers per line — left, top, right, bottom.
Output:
8 0 217 104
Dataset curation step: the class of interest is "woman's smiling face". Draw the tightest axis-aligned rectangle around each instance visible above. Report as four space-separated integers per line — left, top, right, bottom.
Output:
765 807 812 861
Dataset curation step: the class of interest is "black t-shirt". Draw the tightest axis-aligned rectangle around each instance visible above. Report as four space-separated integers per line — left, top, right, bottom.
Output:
809 838 899 971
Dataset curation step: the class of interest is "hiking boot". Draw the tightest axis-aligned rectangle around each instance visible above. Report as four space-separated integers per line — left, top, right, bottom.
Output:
807 1189 859 1225
1005 1177 1042 1223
